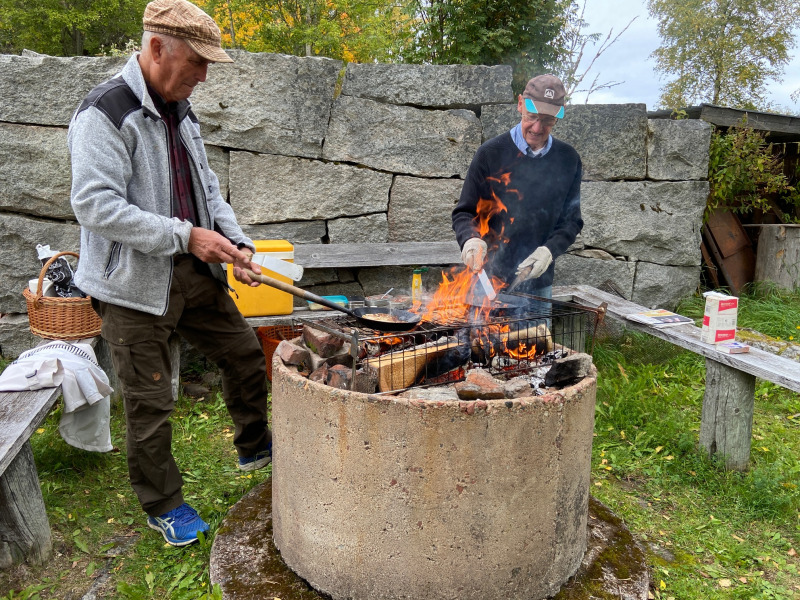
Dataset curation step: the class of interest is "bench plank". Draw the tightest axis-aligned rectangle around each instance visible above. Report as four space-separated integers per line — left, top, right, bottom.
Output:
294 241 462 269
554 284 800 392
0 387 61 479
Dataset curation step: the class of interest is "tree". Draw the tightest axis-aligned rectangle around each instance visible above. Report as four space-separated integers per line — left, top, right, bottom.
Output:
647 0 800 111
405 0 569 94
197 0 415 63
555 0 636 102
0 0 147 56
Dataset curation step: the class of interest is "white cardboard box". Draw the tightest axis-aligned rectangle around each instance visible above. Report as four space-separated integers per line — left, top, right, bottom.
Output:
701 292 739 344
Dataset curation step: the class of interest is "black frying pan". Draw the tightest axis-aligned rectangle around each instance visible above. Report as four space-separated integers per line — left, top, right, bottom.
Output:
242 268 421 332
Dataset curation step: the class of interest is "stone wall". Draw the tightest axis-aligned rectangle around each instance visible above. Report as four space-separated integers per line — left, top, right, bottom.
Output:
0 50 711 357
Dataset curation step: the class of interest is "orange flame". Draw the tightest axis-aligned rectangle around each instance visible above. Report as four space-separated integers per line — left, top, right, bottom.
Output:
415 267 504 324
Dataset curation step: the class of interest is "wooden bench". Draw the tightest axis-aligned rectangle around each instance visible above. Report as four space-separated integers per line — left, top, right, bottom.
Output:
0 337 117 569
554 284 800 471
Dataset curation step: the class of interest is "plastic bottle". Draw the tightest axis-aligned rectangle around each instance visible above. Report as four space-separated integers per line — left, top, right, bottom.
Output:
411 268 423 304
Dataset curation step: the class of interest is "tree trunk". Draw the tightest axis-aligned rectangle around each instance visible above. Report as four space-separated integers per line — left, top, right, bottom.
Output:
754 225 800 291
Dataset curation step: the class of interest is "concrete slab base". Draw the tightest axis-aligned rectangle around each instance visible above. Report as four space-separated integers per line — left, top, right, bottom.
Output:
210 479 649 600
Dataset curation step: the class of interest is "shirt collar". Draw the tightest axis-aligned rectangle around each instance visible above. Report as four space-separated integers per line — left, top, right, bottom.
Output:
510 123 553 158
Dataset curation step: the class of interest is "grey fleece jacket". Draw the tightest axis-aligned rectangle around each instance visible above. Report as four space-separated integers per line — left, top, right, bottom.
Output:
68 54 253 316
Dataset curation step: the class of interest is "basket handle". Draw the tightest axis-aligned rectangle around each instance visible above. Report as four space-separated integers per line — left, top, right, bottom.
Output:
34 251 79 299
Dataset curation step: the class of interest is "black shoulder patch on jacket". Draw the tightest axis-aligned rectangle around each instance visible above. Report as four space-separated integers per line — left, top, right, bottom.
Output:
75 76 141 130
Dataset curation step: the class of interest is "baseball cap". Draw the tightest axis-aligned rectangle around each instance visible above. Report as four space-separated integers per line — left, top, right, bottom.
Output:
143 0 233 63
523 74 566 119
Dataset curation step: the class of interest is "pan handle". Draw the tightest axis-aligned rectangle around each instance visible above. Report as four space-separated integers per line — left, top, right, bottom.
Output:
242 268 358 318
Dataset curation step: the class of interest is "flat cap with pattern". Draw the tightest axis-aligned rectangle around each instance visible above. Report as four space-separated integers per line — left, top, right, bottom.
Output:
143 0 233 63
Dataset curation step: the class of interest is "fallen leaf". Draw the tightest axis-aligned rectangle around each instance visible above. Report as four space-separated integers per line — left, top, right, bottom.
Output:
788 548 797 557
732 534 744 542
718 579 732 588
739 577 748 583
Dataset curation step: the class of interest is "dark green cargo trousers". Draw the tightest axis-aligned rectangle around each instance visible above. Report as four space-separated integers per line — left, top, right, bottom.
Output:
93 254 271 517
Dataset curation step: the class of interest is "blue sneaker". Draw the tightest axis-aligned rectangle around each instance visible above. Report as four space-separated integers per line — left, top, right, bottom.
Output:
147 503 209 547
238 442 272 471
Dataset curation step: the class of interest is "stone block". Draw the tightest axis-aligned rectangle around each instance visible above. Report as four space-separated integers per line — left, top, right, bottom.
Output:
554 252 636 299
240 221 327 245
0 214 81 314
454 368 506 399
544 353 593 387
632 262 701 310
275 339 310 368
580 181 708 266
342 63 513 108
323 96 482 177
0 54 127 126
205 145 229 200
0 124 73 219
357 266 447 298
388 176 463 242
0 313 38 359
191 51 342 159
303 326 345 358
328 214 388 244
557 104 649 181
480 103 517 141
230 152 391 224
647 119 712 181
504 376 532 398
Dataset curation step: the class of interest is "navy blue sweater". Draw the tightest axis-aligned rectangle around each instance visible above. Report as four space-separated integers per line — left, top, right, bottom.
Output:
452 132 583 286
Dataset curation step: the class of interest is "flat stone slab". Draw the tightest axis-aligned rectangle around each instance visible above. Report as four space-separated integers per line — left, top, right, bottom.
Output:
210 480 649 600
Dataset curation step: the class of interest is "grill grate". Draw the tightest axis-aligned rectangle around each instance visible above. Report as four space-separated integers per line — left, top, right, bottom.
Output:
296 293 600 393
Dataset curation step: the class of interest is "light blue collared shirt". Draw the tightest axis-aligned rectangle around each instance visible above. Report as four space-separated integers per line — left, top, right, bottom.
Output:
510 123 552 158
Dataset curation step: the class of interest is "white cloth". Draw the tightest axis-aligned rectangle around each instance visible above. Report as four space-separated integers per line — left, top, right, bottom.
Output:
0 341 113 452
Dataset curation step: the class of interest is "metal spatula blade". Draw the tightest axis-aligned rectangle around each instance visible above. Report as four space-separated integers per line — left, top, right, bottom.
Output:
477 269 496 301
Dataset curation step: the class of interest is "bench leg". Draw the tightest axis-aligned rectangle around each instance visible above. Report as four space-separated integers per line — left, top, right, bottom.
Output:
0 442 52 569
699 358 756 471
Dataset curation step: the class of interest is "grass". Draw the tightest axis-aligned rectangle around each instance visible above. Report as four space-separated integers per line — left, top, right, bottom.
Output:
1 285 799 599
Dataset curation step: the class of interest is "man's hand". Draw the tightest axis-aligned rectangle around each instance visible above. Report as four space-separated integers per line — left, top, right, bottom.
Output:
188 227 262 287
461 238 487 272
515 246 552 281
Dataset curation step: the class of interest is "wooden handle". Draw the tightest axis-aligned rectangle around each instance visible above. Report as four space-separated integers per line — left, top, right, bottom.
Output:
242 268 357 317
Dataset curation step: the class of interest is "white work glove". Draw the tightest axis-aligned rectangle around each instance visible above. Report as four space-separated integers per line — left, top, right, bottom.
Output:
515 246 553 281
461 237 487 272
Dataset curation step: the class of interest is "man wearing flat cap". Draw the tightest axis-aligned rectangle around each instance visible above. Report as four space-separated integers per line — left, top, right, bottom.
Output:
453 74 583 308
68 0 272 547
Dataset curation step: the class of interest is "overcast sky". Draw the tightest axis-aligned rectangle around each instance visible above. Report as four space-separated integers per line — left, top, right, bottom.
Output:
569 0 800 115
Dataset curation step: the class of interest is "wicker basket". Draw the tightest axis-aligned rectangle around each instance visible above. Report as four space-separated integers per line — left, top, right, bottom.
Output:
23 251 102 340
257 324 303 381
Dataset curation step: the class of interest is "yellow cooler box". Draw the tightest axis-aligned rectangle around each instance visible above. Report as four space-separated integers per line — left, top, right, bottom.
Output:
227 240 294 317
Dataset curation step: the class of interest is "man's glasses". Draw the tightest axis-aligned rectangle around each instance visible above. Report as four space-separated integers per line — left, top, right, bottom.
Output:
521 113 557 128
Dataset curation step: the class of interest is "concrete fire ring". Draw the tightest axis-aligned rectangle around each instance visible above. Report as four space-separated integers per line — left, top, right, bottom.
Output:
271 358 598 600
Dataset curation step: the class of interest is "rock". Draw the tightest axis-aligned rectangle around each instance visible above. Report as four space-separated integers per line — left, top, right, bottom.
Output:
0 214 81 314
504 376 532 398
647 119 712 181
454 368 506 400
240 221 327 245
557 103 649 181
480 103 518 142
0 123 73 219
0 313 38 359
579 180 708 266
191 51 342 159
275 340 310 368
388 176 463 242
303 326 344 358
327 214 389 244
554 253 636 300
341 63 513 108
544 353 593 387
631 263 702 311
230 153 391 224
182 383 210 399
326 364 352 390
309 364 329 384
0 54 128 126
323 96 482 178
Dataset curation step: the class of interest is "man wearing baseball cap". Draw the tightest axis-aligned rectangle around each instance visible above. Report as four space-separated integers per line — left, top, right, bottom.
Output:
452 74 583 309
68 0 273 547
